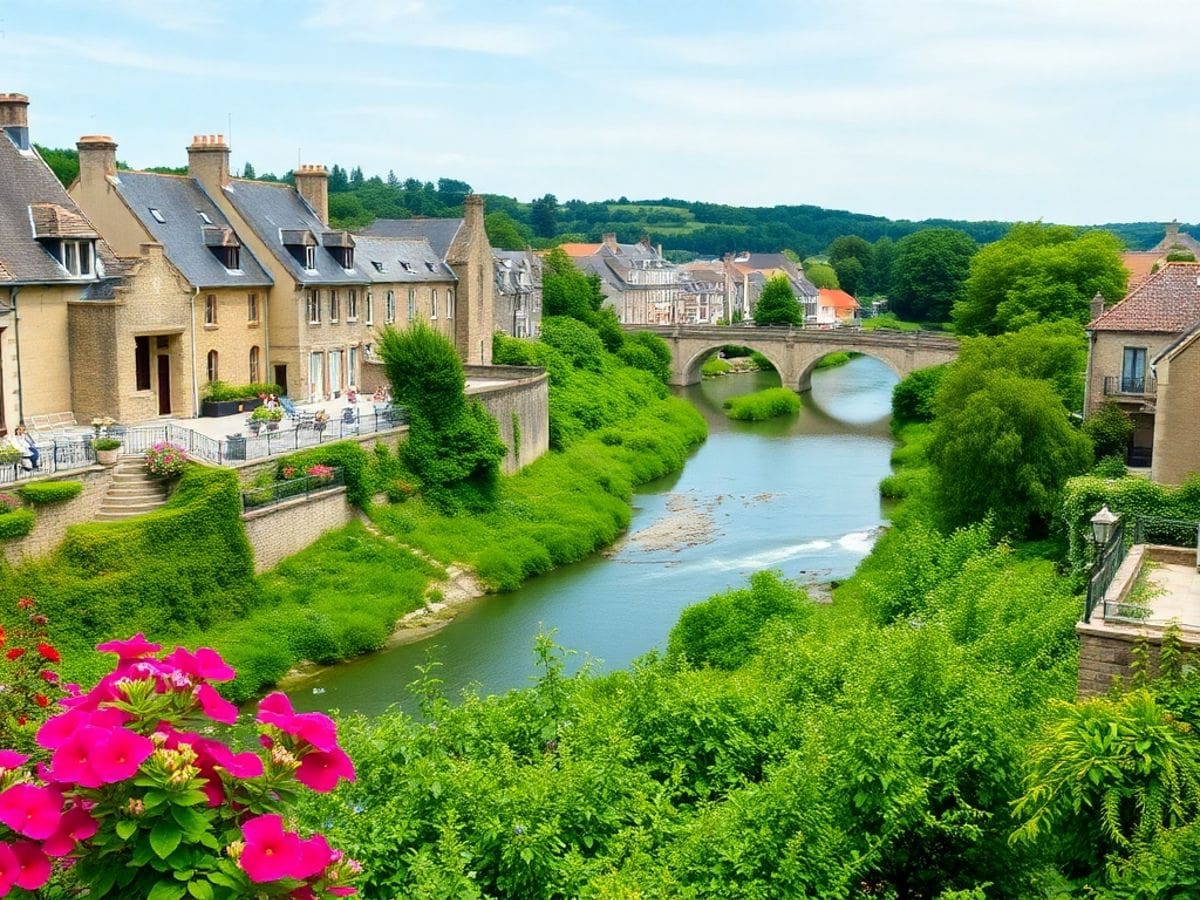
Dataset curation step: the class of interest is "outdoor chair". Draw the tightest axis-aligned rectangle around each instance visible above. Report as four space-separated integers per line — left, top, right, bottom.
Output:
280 397 299 419
340 407 359 435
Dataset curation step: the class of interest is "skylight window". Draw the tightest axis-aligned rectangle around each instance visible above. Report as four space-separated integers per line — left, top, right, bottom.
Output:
372 261 384 273
149 208 166 224
197 210 213 225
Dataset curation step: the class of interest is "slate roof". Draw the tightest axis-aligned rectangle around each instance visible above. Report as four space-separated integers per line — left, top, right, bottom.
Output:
493 249 540 295
0 133 114 284
222 179 366 286
1089 263 1200 334
111 172 272 288
352 235 456 283
360 218 464 261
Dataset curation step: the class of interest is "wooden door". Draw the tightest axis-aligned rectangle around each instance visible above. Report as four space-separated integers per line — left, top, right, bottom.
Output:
157 355 171 415
274 364 288 398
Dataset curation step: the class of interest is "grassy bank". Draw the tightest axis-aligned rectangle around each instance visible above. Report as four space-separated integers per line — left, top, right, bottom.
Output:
812 350 860 370
722 387 801 421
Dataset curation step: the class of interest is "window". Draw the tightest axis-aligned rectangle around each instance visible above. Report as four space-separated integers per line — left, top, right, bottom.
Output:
196 210 212 225
247 292 259 323
386 290 395 324
60 240 94 277
339 248 354 269
204 294 217 326
349 345 358 383
431 289 438 319
305 245 317 270
222 246 240 270
135 336 151 391
1122 347 1147 393
149 208 165 224
329 349 343 394
366 291 373 326
308 352 324 400
249 346 260 383
329 290 340 323
307 290 320 324
406 288 415 321
446 288 455 319
348 289 358 321
206 350 219 383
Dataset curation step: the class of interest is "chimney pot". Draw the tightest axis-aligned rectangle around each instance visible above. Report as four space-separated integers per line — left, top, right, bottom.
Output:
0 92 31 150
294 163 330 226
187 131 231 189
77 134 119 184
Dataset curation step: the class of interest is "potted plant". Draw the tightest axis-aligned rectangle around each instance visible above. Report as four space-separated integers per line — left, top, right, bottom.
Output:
92 436 122 466
249 405 283 434
312 409 329 435
144 442 186 478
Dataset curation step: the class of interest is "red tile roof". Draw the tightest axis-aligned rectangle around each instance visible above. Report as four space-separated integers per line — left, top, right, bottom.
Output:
557 242 602 257
818 288 860 310
1089 262 1200 333
1121 251 1162 288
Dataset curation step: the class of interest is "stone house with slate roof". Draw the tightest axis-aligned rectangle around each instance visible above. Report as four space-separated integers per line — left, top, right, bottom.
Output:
563 234 680 325
493 249 542 338
0 93 124 433
359 199 495 365
729 252 819 322
69 135 274 420
1085 262 1200 471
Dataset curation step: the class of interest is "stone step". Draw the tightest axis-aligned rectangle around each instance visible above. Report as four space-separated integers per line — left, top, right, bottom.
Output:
98 497 167 512
106 488 167 500
111 473 158 483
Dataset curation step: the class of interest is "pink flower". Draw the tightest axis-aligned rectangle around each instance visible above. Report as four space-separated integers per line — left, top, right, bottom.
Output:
294 832 333 880
0 751 28 770
95 633 161 660
9 841 50 891
240 814 302 883
39 670 58 683
195 684 238 725
89 728 154 785
165 646 236 682
0 784 63 839
42 804 97 857
0 843 16 896
256 692 296 730
38 707 129 750
295 748 355 793
201 738 264 780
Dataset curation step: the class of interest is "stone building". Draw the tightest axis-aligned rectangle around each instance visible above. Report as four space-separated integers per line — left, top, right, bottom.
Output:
69 135 274 419
493 249 542 338
1148 317 1200 484
560 234 680 325
359 198 496 365
728 252 819 322
0 93 121 433
1085 262 1200 471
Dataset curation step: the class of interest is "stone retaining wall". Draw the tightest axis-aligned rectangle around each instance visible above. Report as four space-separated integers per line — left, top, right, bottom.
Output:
1077 622 1200 696
2 466 113 565
228 427 407 482
241 485 354 574
464 366 549 473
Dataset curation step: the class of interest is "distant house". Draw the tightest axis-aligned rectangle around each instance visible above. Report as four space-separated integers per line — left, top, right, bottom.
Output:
816 288 861 326
728 252 818 322
1085 262 1200 472
1120 222 1200 290
493 249 542 338
561 234 680 325
677 262 726 324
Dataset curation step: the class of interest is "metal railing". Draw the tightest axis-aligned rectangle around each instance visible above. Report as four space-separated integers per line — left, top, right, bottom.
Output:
1084 518 1128 623
240 467 345 512
1133 516 1200 550
0 437 96 486
1104 374 1156 396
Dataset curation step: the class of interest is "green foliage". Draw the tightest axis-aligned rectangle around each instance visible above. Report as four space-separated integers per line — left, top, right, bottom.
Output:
377 324 465 426
620 330 672 383
753 274 802 325
701 356 732 376
542 248 604 319
813 351 854 370
276 440 374 507
804 261 840 289
954 223 1128 335
1084 400 1135 460
485 211 531 250
92 437 121 451
201 380 282 402
749 351 774 371
1165 250 1196 263
16 480 83 504
722 387 801 421
1091 454 1129 479
540 316 606 371
889 228 977 322
668 571 810 669
0 507 35 539
892 364 947 424
862 311 922 332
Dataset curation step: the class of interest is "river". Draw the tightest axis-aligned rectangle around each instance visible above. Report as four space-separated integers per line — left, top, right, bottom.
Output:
290 356 897 716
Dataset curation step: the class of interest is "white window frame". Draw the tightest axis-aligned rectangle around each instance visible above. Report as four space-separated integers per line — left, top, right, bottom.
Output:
307 290 321 325
385 290 395 324
407 288 415 322
247 292 259 323
446 288 455 319
305 245 317 271
431 288 438 320
329 289 339 323
366 291 374 326
61 240 94 277
347 289 358 322
204 294 217 326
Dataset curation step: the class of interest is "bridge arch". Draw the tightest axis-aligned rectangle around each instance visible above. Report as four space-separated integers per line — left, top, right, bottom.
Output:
792 346 904 392
680 343 789 385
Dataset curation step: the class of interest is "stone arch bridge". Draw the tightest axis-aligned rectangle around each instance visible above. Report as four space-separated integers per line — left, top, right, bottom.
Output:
630 325 960 391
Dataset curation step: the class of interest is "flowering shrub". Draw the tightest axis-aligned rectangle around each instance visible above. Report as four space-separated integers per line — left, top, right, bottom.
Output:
0 599 64 753
145 443 187 478
281 466 298 480
0 635 359 897
305 465 335 483
0 495 18 515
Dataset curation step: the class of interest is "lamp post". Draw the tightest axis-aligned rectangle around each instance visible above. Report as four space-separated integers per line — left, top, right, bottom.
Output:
1085 505 1121 623
1091 504 1120 551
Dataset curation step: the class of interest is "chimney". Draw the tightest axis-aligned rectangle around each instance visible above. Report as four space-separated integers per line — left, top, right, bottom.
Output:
295 164 329 226
463 193 484 236
602 232 618 251
1090 291 1106 321
76 135 118 187
187 133 230 192
1166 220 1180 239
0 93 30 150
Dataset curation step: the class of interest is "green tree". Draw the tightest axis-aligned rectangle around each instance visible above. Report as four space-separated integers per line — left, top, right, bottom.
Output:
803 261 840 290
531 193 559 238
954 223 1127 335
1083 400 1134 460
436 177 471 206
753 274 802 326
833 257 865 296
328 164 350 192
828 235 873 296
485 211 529 250
929 372 1093 535
866 236 896 296
35 145 79 187
542 248 604 320
241 161 256 179
889 228 977 323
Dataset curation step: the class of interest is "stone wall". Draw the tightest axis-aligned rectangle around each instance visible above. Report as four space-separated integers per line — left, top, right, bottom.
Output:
228 427 407 483
2 466 112 565
241 485 354 573
1077 623 1200 696
1085 329 1168 415
1152 334 1200 484
465 365 549 473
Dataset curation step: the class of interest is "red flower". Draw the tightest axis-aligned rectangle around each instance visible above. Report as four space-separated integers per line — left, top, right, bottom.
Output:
0 625 6 649
5 648 25 661
34 694 49 708
39 670 58 683
16 598 34 610
36 643 59 663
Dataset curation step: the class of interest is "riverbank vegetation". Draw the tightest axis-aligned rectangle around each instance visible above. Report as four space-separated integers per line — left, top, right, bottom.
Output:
721 387 801 421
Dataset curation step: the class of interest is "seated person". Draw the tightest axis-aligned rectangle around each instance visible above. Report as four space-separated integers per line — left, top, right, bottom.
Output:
9 425 39 470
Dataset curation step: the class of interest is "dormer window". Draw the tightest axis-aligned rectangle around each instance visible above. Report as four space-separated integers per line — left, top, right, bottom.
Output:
149 208 166 224
222 246 240 271
305 246 317 270
339 247 354 269
371 260 384 273
60 240 94 277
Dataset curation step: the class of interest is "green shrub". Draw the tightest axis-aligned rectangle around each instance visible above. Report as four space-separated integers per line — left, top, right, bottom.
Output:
814 351 853 370
749 351 775 371
0 508 35 539
701 357 733 377
91 437 121 451
621 331 672 382
1091 453 1128 478
892 365 947 424
0 445 22 465
202 380 282 402
278 441 373 507
1082 399 1134 460
16 480 83 504
723 387 801 421
540 316 607 371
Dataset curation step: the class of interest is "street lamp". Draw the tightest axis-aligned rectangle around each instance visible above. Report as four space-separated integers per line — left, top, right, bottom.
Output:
1091 505 1120 550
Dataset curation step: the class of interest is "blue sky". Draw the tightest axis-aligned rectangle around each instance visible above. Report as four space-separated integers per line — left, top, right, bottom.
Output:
4 0 1198 224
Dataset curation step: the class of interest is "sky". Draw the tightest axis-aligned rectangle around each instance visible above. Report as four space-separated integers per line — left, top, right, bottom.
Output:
3 0 1199 224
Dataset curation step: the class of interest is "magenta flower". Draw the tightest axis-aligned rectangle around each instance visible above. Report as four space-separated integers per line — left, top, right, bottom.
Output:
37 707 129 751
201 738 264 779
0 751 28 770
239 814 302 883
0 784 63 840
294 832 333 880
95 633 161 660
292 712 340 753
256 691 295 729
195 684 239 725
89 727 154 785
165 646 236 682
48 725 107 788
0 843 16 896
295 748 356 793
42 804 98 857
9 840 50 891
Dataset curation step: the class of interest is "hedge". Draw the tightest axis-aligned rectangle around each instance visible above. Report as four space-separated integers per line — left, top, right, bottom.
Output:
202 380 282 402
17 480 83 505
0 508 35 539
276 441 373 507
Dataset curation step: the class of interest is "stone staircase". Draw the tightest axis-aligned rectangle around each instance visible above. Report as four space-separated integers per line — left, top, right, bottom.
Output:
95 457 170 521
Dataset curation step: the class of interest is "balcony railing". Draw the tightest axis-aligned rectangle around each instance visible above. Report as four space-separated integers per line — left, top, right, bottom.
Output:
1104 374 1156 396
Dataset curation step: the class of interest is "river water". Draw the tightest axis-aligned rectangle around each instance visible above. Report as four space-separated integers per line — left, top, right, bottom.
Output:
290 356 897 716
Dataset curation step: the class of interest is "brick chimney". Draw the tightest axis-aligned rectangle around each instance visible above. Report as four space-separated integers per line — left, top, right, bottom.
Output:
463 193 484 236
187 133 230 192
602 232 618 252
0 93 30 151
1166 220 1181 240
294 164 329 226
1090 291 1106 322
76 135 118 187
